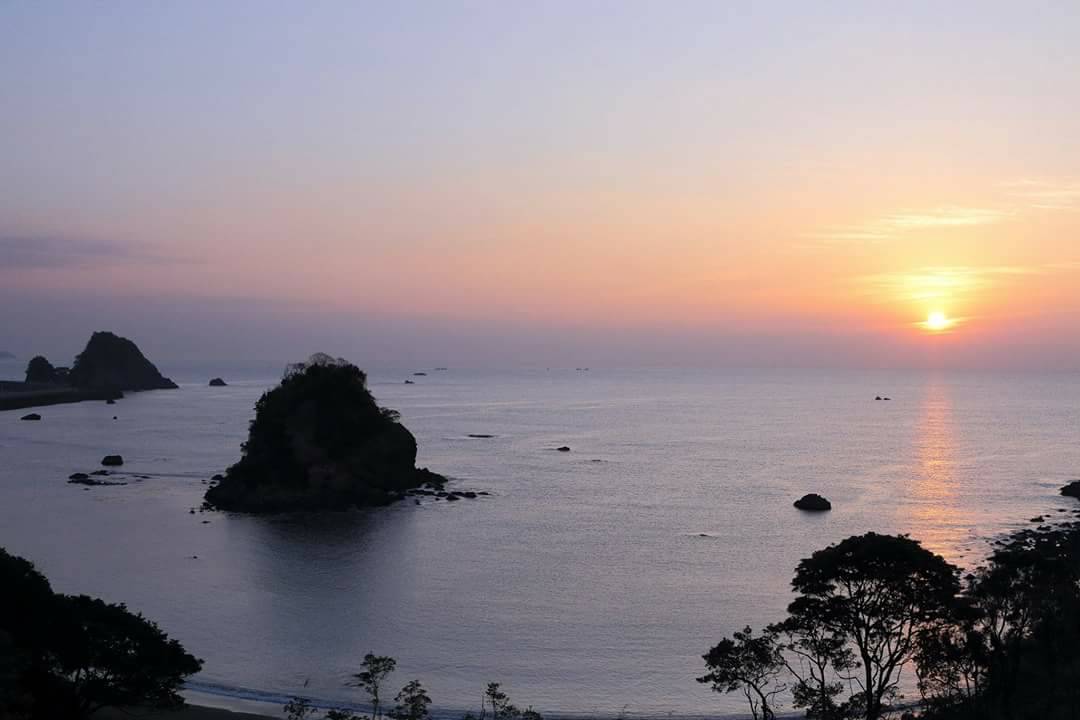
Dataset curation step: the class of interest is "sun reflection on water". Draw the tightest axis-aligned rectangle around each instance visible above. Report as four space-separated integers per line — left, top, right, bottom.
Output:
909 380 970 563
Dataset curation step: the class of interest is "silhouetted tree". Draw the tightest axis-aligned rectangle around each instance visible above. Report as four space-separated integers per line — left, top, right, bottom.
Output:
23 356 55 384
48 595 202 717
770 616 855 720
350 654 397 720
389 680 431 720
698 626 786 720
787 533 960 720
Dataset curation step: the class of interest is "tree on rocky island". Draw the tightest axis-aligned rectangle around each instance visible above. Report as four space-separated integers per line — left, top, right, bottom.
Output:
204 357 446 512
24 356 57 384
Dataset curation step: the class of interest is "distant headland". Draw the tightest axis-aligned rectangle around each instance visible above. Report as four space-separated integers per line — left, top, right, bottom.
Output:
0 350 15 360
204 354 447 512
1 331 176 412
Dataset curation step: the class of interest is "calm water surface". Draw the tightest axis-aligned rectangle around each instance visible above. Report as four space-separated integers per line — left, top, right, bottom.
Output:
1 368 1079 718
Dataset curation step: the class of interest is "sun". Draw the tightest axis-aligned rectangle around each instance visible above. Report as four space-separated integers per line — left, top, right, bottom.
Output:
923 311 953 332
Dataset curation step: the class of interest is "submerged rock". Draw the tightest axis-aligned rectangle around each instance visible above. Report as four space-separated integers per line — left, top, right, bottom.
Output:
20 413 41 421
208 377 228 387
101 455 124 467
203 357 447 513
794 493 832 511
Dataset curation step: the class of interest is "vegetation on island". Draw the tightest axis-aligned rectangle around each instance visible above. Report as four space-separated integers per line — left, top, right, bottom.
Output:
204 355 446 512
23 356 59 385
0 548 201 720
699 516 1080 720
284 653 542 720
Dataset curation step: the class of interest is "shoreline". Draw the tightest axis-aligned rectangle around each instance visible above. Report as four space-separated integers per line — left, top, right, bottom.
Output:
0 381 120 412
101 705 277 720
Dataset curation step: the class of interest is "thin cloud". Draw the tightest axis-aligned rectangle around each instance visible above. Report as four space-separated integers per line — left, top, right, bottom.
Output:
0 236 186 270
1003 178 1080 211
806 206 1007 245
858 264 1064 303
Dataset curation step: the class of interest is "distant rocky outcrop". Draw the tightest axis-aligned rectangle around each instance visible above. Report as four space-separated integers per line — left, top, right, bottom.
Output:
794 493 832 511
204 355 446 513
208 378 228 387
69 332 177 391
101 455 124 467
1062 481 1080 500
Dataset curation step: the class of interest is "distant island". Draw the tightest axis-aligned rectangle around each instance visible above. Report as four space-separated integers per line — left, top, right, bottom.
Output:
68 331 177 390
0 350 15 360
1 331 176 412
204 354 446 512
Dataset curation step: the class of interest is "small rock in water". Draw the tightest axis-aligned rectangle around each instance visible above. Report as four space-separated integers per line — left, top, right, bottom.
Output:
106 398 116 405
445 494 460 501
69 473 90 481
468 434 495 438
556 446 571 452
20 413 42 421
794 493 832 511
101 455 124 466
1030 516 1045 523
208 377 228 387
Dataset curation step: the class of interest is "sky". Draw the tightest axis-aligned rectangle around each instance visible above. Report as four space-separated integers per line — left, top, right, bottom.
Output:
2 1 1079 370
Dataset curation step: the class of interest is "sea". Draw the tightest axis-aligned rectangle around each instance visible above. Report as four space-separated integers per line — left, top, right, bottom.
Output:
1 363 1079 719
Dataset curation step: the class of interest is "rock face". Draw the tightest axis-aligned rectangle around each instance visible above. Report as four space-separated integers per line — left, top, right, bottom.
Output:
204 357 446 512
1062 481 1080 500
20 413 42 421
101 455 124 466
794 493 832 511
208 378 228 387
69 332 177 391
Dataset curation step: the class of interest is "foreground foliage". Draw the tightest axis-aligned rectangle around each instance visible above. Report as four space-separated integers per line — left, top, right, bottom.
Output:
285 654 541 720
699 518 1080 720
0 548 202 719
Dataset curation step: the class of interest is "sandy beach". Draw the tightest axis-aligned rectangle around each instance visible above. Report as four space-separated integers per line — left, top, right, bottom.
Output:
100 704 277 720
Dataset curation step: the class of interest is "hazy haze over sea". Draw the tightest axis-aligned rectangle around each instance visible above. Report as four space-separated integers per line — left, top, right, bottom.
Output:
2 366 1079 718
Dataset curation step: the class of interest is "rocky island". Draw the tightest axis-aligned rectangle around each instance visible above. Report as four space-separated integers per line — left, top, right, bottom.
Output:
69 331 178 390
1 331 175 412
204 354 446 512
